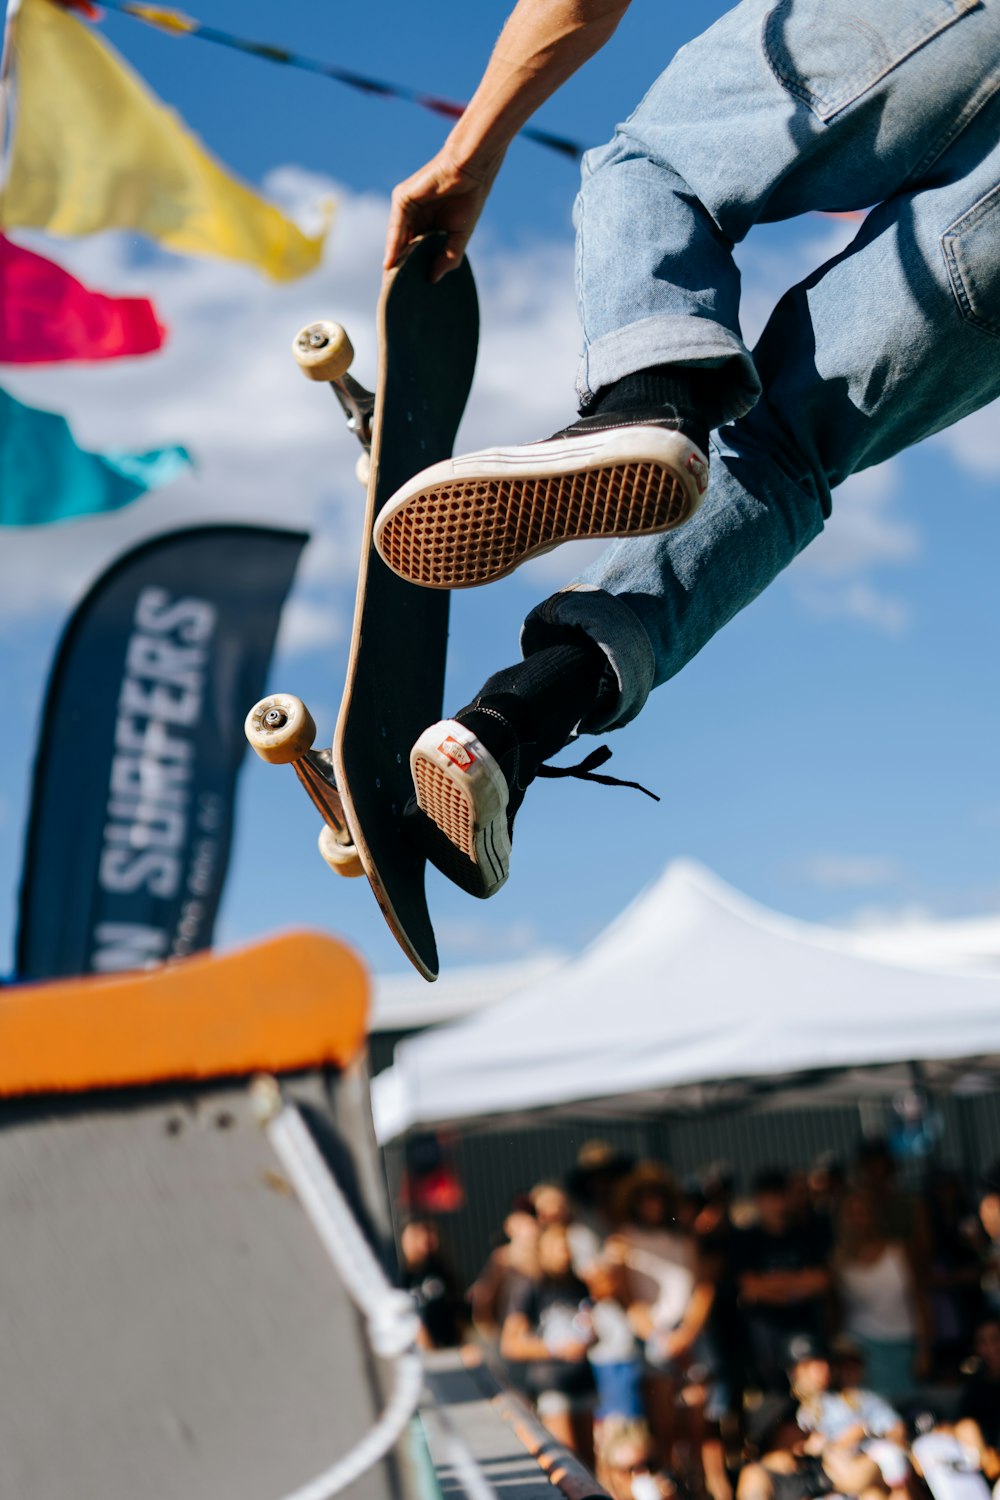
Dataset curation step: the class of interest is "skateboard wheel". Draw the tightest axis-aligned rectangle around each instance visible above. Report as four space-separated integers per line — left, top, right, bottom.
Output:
244 694 316 765
318 823 364 879
293 321 353 382
355 450 371 487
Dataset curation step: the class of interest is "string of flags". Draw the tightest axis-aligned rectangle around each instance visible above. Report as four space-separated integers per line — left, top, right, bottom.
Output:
93 0 586 162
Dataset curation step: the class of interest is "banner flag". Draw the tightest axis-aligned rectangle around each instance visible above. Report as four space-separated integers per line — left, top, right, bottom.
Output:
0 385 189 525
3 0 327 281
16 524 308 981
0 234 167 363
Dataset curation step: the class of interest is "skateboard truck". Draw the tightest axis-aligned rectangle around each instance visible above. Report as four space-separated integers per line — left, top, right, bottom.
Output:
244 694 364 879
293 321 375 485
244 319 378 879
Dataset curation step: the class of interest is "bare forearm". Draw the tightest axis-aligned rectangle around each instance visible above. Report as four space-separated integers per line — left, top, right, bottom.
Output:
447 0 632 170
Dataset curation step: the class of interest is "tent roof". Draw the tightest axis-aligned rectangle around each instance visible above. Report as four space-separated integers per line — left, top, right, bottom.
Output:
371 951 567 1031
371 860 1000 1141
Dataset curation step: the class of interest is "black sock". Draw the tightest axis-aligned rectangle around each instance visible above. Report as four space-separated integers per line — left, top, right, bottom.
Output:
460 641 607 766
592 362 722 449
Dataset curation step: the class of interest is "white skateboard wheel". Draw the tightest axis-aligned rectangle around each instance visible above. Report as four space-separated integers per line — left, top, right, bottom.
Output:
293 321 353 382
318 823 363 878
244 694 316 764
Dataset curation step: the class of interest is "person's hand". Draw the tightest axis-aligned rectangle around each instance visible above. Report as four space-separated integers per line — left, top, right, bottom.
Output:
603 1235 629 1266
384 148 504 282
558 1339 591 1362
658 1329 693 1364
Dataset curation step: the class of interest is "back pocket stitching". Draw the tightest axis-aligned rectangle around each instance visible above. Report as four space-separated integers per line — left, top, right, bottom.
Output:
763 0 976 121
942 183 1000 339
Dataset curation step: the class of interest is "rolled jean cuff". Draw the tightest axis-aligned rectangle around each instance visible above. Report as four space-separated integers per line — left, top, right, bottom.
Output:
576 313 761 420
520 584 656 733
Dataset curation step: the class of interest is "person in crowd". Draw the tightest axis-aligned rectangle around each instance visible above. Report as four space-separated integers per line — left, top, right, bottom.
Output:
736 1391 887 1500
853 1140 930 1271
398 1217 468 1349
568 1140 634 1241
832 1188 930 1400
609 1162 719 1491
808 1156 848 1233
582 1256 647 1461
734 1169 831 1392
955 1317 1000 1483
925 1170 985 1378
789 1335 909 1496
468 1192 540 1335
787 1172 830 1245
976 1169 1000 1318
695 1162 743 1500
599 1419 677 1500
532 1179 603 1275
501 1222 597 1459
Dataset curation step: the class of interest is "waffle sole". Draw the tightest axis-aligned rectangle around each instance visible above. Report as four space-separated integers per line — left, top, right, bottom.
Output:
409 720 511 899
374 426 708 589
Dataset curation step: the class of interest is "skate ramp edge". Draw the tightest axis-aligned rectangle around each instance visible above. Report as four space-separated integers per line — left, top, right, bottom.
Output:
0 928 369 1096
419 1350 612 1500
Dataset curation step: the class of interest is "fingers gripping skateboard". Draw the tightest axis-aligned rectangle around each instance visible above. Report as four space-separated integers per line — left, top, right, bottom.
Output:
244 695 363 880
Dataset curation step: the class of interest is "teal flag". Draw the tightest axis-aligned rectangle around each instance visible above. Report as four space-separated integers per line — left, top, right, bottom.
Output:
0 386 190 526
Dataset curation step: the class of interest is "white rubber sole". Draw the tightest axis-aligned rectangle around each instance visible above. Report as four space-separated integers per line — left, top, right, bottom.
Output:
374 425 709 589
410 720 511 898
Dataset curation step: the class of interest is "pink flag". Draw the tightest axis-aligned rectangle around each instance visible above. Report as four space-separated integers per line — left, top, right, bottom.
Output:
0 235 166 363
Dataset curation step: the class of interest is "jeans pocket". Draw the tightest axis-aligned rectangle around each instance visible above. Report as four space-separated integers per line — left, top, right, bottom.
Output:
942 180 1000 338
764 0 980 121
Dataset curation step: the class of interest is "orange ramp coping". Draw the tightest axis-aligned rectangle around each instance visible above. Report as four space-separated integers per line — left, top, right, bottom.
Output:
0 930 369 1098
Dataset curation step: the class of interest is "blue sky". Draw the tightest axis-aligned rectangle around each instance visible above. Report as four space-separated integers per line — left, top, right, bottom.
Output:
1 0 998 980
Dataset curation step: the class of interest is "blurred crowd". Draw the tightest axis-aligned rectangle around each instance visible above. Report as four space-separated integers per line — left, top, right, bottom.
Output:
397 1139 1000 1500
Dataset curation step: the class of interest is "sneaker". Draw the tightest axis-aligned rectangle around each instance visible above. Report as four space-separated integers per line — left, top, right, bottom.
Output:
373 408 710 590
405 708 525 899
405 704 659 900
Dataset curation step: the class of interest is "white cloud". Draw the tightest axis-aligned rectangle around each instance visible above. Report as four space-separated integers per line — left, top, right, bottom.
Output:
786 463 919 634
802 854 906 889
794 578 911 635
275 598 346 655
797 464 919 577
933 403 1000 479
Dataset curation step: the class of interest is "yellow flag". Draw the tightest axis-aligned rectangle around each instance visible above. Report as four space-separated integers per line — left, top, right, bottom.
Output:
2 0 328 281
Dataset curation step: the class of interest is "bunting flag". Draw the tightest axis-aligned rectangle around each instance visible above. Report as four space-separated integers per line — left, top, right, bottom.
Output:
0 386 190 525
0 234 167 362
2 0 327 281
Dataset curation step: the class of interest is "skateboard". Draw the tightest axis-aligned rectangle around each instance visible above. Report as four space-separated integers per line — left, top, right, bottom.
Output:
245 235 479 980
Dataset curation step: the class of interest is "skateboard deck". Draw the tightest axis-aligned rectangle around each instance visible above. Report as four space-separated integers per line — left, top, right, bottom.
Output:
245 236 478 979
337 238 478 979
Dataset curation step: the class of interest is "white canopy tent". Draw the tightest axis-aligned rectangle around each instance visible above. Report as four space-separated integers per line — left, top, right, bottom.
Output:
371 860 1000 1142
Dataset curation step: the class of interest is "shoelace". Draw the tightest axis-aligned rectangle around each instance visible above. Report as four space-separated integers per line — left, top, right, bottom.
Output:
537 744 660 801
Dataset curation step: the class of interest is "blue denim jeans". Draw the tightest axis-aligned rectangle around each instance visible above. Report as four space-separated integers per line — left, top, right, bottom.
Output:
522 0 1000 730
